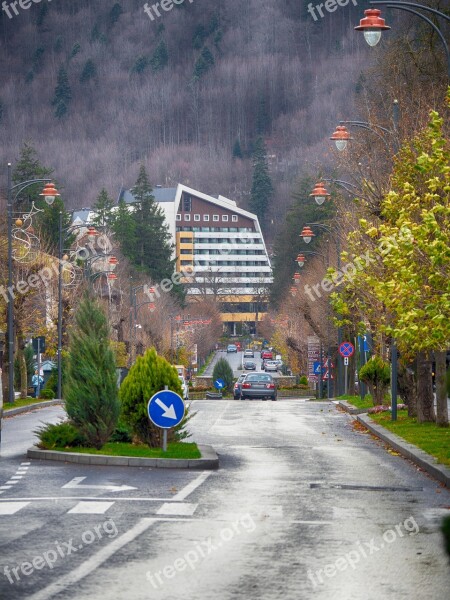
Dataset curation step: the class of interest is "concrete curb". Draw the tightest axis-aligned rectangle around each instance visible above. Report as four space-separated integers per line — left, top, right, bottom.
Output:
356 414 450 488
27 443 219 470
4 400 63 417
337 400 368 415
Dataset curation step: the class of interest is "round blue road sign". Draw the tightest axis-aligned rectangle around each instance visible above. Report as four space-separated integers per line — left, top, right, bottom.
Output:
214 378 225 390
148 390 185 429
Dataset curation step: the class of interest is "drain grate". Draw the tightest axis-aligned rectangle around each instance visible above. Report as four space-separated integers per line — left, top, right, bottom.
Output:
310 483 423 492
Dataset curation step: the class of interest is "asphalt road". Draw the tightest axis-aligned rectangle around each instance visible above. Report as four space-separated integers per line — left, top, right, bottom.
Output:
0 401 449 600
204 350 277 378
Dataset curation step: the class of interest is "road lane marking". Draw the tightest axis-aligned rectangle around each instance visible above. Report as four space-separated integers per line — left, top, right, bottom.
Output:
62 477 137 492
27 518 157 600
171 471 212 501
5 480 18 485
67 501 115 514
157 502 198 516
11 475 23 479
0 486 12 490
21 462 31 465
0 496 176 502
290 520 333 525
0 502 30 515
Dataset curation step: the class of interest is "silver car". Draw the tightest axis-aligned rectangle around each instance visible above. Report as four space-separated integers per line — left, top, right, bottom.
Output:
264 360 278 372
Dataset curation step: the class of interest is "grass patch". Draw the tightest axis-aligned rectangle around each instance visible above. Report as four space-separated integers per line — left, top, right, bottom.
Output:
370 411 450 466
3 397 57 411
51 441 201 460
337 394 374 410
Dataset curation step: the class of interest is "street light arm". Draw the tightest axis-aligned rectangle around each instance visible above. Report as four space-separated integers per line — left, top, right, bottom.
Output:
370 1 450 78
339 121 393 151
10 178 53 201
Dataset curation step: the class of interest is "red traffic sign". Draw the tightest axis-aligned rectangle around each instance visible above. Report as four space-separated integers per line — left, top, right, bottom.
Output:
339 342 355 358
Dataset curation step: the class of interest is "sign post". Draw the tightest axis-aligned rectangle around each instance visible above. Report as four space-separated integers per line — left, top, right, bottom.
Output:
338 342 355 396
148 386 185 453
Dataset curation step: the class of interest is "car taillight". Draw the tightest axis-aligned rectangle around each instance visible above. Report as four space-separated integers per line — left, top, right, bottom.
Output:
243 383 251 389
266 383 275 389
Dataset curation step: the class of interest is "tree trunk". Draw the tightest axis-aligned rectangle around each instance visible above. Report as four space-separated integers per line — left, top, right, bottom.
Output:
17 335 28 399
435 350 448 427
398 360 417 417
416 351 435 423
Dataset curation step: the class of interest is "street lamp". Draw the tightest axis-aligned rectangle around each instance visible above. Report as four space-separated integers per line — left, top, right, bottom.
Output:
309 181 331 206
355 3 450 77
330 126 353 152
6 163 57 405
300 226 315 245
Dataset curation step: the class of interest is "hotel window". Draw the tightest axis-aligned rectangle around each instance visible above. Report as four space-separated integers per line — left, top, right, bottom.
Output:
222 215 229 222
232 215 238 222
213 215 219 222
194 214 200 221
184 214 191 221
176 214 181 221
183 194 192 212
203 215 210 222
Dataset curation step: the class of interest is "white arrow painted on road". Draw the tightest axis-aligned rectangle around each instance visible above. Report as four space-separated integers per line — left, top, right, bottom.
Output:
155 398 177 419
62 477 137 492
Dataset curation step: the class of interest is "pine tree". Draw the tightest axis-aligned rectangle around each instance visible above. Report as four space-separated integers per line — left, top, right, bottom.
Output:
80 59 97 84
65 294 119 449
92 188 115 226
192 46 215 80
112 196 137 256
13 142 53 211
130 165 176 283
249 137 274 229
212 358 234 392
232 139 243 159
109 3 123 27
150 40 168 73
52 66 72 118
120 348 183 447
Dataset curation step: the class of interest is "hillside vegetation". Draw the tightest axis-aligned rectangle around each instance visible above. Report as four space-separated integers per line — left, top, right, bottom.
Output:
0 0 370 229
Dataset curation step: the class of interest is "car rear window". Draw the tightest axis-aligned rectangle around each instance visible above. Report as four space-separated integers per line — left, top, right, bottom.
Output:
246 375 272 382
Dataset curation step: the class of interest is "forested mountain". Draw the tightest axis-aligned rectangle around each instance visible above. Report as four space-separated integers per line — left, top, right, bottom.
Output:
0 0 372 235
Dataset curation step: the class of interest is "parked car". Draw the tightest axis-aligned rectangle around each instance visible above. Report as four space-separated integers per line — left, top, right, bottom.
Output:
243 360 256 370
261 350 273 360
243 349 254 358
178 375 189 402
233 374 247 399
240 373 277 401
264 360 279 372
227 344 238 353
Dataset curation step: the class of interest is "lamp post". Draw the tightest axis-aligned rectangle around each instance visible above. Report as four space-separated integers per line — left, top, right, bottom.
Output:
0 329 5 443
6 164 57 405
355 3 450 77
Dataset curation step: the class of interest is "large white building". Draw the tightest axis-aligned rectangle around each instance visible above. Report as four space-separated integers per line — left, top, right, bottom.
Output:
74 183 273 334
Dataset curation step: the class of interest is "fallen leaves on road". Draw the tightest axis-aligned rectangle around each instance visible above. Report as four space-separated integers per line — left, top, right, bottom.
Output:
351 420 369 434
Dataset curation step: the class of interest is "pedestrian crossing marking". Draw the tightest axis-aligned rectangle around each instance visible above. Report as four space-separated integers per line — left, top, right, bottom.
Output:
157 502 198 516
0 502 30 515
67 501 115 514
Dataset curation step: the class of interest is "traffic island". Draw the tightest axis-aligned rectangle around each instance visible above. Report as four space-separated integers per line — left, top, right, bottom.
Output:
356 414 450 488
27 443 219 469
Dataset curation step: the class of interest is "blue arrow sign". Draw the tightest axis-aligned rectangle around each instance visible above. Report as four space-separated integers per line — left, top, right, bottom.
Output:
214 378 225 390
313 361 322 375
148 390 185 429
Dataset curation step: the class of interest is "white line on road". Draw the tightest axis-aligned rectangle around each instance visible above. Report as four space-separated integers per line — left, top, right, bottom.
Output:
0 496 177 502
11 475 23 479
290 520 333 525
157 502 198 516
5 480 18 485
67 501 115 514
0 502 30 515
27 518 157 600
171 471 213 501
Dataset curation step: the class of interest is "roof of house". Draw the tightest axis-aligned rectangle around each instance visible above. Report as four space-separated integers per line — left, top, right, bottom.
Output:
122 187 178 204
